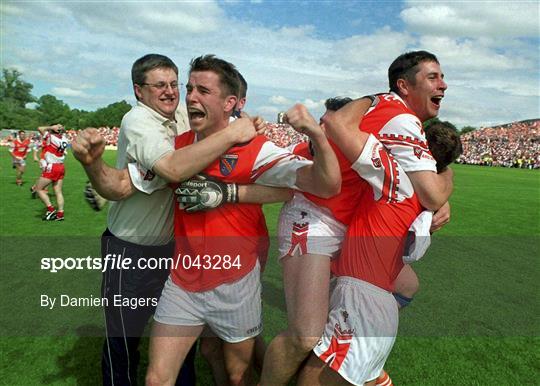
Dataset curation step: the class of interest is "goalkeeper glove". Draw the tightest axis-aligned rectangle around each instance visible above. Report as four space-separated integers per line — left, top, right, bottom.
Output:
175 174 238 213
84 181 108 211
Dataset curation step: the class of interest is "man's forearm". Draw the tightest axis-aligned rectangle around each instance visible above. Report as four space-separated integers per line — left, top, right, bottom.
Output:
296 132 341 198
409 168 454 211
84 159 135 201
154 118 255 182
238 185 293 204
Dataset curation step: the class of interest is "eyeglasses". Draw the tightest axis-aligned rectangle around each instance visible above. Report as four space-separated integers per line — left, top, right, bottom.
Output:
139 81 180 91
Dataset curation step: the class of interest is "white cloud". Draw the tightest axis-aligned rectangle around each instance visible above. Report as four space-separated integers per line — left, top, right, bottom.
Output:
52 87 88 98
402 1 539 38
269 95 292 105
303 98 324 110
2 1 538 127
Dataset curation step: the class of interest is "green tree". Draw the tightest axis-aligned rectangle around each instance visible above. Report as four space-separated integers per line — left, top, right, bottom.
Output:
0 99 44 130
36 94 72 125
0 68 36 108
460 126 476 135
87 100 131 128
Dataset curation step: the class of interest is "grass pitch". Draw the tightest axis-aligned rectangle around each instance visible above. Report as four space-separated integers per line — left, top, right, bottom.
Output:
1 147 538 385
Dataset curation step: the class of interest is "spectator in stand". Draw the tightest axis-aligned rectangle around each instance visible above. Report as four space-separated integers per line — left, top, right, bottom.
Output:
458 120 539 169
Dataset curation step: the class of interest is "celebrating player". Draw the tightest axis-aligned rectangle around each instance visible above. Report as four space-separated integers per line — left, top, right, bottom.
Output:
35 124 69 221
297 50 453 386
9 130 31 186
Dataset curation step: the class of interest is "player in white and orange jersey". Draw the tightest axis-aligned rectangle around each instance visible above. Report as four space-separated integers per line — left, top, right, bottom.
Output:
35 124 69 221
297 50 455 386
9 130 31 186
140 55 339 386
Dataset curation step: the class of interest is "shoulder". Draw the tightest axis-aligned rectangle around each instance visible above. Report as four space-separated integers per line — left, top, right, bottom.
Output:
121 105 150 124
174 131 195 149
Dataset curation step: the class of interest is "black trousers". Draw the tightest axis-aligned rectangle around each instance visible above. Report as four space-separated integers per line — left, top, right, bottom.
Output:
101 229 196 386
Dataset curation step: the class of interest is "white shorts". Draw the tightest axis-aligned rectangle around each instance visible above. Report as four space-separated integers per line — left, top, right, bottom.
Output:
278 193 347 259
154 261 262 343
12 158 26 167
313 277 399 385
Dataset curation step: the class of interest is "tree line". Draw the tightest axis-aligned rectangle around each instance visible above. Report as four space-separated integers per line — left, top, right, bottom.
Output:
0 68 131 131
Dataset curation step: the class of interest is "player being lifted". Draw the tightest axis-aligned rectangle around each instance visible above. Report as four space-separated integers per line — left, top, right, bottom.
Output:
9 130 31 186
35 124 69 221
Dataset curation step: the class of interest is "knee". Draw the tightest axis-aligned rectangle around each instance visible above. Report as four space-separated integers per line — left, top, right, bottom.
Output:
200 338 223 362
225 359 251 386
228 368 248 386
290 335 320 354
145 368 173 386
145 370 162 386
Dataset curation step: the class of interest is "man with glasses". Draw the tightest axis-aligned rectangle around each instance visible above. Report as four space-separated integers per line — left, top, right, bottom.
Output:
73 53 258 386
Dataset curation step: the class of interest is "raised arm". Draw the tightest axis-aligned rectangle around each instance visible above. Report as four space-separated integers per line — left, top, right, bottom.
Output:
37 124 63 136
72 128 135 201
321 97 373 163
286 104 341 198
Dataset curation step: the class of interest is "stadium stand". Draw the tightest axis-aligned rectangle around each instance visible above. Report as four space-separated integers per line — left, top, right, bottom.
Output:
458 119 539 169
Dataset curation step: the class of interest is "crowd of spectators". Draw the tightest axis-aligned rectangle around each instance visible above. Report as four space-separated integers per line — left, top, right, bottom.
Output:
264 123 308 148
4 119 539 170
458 120 539 169
64 127 119 146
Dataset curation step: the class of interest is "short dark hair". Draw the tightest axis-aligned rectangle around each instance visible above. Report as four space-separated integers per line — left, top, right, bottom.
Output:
237 72 247 99
325 97 353 112
189 54 240 98
388 51 439 94
131 54 178 98
18 130 25 134
425 121 463 172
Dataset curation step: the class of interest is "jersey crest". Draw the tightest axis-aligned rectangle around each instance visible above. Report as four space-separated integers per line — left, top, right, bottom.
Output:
220 154 239 176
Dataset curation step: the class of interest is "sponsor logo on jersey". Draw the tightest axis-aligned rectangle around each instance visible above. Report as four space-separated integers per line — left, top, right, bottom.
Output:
414 147 423 159
371 156 382 168
220 154 239 176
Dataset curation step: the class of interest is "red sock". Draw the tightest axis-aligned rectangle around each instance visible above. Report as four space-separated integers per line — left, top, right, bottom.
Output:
47 205 55 212
375 370 393 386
56 211 64 219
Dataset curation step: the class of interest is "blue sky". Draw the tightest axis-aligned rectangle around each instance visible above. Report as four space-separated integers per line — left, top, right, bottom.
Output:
2 0 539 128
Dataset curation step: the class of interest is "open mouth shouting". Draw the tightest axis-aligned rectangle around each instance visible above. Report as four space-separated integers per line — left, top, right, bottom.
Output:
431 95 444 108
188 107 206 124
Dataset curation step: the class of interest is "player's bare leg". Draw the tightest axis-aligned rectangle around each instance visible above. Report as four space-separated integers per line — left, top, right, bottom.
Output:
36 177 56 219
260 253 330 385
253 334 266 374
223 338 256 386
201 334 265 384
298 353 376 386
200 336 229 385
146 322 203 386
52 179 65 220
393 264 419 302
15 164 25 185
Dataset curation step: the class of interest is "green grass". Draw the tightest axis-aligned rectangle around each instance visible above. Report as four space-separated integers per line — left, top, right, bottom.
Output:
1 148 539 385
